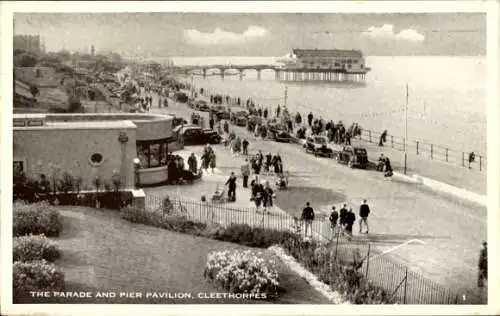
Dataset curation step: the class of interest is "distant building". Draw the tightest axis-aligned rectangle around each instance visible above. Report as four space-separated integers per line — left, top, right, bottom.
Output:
288 48 368 72
14 34 41 53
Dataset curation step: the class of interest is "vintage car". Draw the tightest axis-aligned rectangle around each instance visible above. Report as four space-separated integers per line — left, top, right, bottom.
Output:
210 105 231 120
303 136 334 157
267 123 293 143
194 99 210 112
174 91 189 103
173 125 222 145
333 146 369 168
230 107 249 127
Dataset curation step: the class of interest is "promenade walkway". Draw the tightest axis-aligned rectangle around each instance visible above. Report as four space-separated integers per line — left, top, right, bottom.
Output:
351 138 486 195
146 92 486 303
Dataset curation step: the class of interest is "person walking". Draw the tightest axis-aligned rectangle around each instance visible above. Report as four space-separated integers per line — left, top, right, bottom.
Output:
478 241 488 288
301 202 315 238
307 112 313 127
359 199 370 234
329 206 339 236
209 116 215 130
265 153 272 175
468 152 476 169
276 105 281 118
187 153 198 174
209 151 217 174
241 159 250 188
225 172 237 202
262 181 274 213
379 129 387 146
345 208 356 240
339 203 348 236
242 138 249 155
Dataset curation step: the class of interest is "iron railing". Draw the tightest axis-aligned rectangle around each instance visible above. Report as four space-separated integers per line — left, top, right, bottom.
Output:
358 129 486 172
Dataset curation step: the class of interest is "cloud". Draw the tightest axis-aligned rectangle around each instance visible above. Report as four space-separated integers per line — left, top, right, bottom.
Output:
184 25 269 45
362 24 425 42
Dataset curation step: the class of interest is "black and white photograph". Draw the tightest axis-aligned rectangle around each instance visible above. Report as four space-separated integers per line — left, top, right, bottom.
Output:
1 1 499 315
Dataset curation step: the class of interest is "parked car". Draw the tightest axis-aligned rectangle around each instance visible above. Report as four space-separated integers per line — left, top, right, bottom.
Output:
333 145 369 168
194 100 210 111
174 91 189 103
268 123 293 143
173 125 222 145
303 136 334 157
210 105 231 120
230 107 249 127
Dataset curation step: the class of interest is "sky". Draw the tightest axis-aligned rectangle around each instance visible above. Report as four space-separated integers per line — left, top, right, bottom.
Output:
13 12 486 57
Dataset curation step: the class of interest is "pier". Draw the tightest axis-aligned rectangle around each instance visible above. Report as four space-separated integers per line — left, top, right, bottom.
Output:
170 64 369 83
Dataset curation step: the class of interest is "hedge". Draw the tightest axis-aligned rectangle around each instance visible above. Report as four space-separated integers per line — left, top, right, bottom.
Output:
13 234 61 262
13 201 63 237
13 260 65 302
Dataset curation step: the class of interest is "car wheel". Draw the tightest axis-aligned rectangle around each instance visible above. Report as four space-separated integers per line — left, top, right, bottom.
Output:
348 159 354 168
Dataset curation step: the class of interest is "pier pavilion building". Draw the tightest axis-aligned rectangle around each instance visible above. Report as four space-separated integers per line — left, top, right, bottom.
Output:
275 48 370 82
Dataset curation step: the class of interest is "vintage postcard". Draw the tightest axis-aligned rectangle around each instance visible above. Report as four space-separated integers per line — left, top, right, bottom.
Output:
1 1 499 316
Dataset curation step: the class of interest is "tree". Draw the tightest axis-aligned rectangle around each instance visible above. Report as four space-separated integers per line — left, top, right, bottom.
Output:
14 52 38 67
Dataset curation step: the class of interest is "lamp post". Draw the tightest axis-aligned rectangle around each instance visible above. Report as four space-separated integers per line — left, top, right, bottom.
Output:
404 83 409 175
133 158 140 189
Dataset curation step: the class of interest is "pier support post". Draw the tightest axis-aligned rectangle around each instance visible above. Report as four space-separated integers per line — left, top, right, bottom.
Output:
257 69 261 81
239 69 244 81
220 68 225 80
202 69 207 79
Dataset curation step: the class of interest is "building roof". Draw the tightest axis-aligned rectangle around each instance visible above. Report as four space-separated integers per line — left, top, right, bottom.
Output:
292 49 363 58
15 80 35 99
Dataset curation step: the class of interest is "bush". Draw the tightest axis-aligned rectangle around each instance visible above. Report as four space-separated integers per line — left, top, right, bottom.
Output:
212 223 298 248
283 238 394 304
13 201 63 237
120 207 207 235
13 260 65 301
204 249 280 298
13 234 61 262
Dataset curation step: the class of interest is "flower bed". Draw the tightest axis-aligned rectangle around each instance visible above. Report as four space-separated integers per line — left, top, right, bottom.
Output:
281 236 394 304
204 249 280 299
13 260 65 302
13 234 61 262
269 245 349 304
13 201 63 237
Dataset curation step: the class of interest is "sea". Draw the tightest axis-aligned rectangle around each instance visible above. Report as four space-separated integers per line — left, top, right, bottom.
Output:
161 56 486 154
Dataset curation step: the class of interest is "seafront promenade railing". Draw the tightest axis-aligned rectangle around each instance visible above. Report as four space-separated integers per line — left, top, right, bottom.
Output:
144 194 480 305
358 129 486 172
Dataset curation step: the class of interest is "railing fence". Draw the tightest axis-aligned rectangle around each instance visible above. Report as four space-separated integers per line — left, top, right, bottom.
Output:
358 129 485 172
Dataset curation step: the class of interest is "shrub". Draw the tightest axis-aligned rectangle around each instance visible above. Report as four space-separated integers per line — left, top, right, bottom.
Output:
283 237 394 304
120 207 207 235
13 201 63 237
13 234 61 262
212 223 298 248
13 260 65 301
204 249 280 298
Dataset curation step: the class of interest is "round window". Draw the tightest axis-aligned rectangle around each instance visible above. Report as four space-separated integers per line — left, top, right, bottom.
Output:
90 153 103 164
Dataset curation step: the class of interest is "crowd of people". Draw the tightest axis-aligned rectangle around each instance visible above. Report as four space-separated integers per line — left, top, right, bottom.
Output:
299 199 372 240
